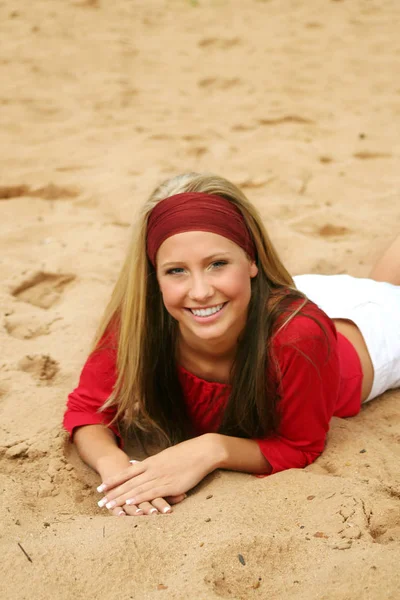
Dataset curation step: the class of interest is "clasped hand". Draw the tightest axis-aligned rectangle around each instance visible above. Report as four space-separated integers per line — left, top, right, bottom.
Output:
97 435 214 514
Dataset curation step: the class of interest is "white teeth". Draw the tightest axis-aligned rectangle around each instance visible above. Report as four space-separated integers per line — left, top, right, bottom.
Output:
191 303 224 317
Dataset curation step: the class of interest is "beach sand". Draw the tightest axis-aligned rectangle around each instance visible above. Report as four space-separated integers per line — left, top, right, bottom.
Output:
0 1 399 598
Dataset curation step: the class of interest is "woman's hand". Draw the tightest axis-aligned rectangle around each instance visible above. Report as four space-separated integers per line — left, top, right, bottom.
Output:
97 456 186 517
97 435 219 510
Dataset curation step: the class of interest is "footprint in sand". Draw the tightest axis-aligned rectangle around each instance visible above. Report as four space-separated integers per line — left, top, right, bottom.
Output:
369 506 400 544
368 485 400 545
292 218 352 239
185 146 208 158
231 123 257 132
334 496 369 544
182 134 205 142
74 0 100 8
4 306 62 339
204 536 298 597
319 155 334 164
315 487 400 550
198 77 242 90
353 151 392 160
0 380 11 400
0 183 79 201
12 271 76 309
198 37 241 49
338 489 400 546
18 354 59 385
258 115 314 126
317 224 351 238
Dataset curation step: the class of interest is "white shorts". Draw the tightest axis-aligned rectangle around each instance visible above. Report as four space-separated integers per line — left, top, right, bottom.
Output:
293 274 400 401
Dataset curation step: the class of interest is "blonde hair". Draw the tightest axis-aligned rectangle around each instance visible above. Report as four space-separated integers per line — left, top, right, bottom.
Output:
94 173 301 443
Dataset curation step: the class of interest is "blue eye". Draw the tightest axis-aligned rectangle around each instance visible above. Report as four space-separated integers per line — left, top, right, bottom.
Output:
165 261 227 275
211 260 227 269
166 267 185 275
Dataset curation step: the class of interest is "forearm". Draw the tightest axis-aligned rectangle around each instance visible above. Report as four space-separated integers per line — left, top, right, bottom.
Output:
73 424 131 479
206 433 272 475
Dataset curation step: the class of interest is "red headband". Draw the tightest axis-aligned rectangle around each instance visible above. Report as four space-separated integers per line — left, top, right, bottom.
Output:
146 192 256 266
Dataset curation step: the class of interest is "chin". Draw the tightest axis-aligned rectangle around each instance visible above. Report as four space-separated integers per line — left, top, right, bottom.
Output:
192 323 231 341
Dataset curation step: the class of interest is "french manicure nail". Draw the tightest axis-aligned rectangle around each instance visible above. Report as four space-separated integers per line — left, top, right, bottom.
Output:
149 508 158 514
97 484 107 493
163 507 172 514
125 498 136 506
106 500 116 509
118 510 126 516
135 508 143 514
98 498 108 508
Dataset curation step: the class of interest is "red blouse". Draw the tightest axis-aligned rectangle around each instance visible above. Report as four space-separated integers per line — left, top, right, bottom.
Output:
63 301 363 475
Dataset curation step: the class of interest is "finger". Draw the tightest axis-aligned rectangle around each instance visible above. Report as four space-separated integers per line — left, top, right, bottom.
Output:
165 493 187 505
97 462 145 493
150 497 172 515
110 506 127 517
98 480 141 507
98 473 160 509
137 501 159 516
121 479 174 508
122 503 145 517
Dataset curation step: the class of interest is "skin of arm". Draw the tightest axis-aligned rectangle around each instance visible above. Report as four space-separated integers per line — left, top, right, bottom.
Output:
97 433 272 509
73 424 131 480
207 433 272 475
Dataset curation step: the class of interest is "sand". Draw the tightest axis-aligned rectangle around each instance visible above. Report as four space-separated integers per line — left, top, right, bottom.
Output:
1 0 399 598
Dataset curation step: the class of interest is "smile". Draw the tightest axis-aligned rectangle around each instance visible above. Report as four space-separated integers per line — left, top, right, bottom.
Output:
189 303 225 317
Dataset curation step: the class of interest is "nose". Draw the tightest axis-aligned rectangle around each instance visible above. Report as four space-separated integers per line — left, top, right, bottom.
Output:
188 273 213 303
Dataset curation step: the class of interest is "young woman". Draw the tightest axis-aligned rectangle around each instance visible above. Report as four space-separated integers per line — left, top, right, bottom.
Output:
64 173 400 517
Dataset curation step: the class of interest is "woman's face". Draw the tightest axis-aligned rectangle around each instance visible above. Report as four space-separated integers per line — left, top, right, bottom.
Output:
156 231 258 349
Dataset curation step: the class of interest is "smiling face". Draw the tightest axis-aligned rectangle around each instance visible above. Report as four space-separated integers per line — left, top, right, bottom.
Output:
156 231 258 353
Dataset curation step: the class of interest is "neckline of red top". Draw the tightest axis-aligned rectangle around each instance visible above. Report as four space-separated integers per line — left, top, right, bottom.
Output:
177 364 231 389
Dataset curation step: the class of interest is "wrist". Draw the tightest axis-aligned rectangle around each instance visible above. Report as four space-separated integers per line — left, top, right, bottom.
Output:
95 449 131 480
201 433 229 471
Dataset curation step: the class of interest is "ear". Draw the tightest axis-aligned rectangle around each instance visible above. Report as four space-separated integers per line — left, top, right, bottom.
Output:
249 261 258 278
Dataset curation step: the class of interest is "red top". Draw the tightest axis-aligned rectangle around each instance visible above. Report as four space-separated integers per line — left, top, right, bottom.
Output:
63 301 363 475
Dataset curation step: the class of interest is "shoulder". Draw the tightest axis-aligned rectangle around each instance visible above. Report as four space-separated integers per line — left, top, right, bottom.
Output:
267 299 340 404
272 297 336 347
270 298 338 375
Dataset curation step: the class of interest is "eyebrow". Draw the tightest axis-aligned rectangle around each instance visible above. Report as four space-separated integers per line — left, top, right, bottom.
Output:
160 252 231 269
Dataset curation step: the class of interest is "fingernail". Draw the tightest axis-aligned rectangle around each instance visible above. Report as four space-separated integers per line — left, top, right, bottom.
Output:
125 498 136 506
106 500 116 509
149 508 158 514
135 508 143 515
129 460 138 464
97 484 107 493
98 498 108 508
163 506 172 514
118 510 126 516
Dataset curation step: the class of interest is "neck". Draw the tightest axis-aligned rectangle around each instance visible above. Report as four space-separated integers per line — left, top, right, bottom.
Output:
178 323 242 363
177 334 236 384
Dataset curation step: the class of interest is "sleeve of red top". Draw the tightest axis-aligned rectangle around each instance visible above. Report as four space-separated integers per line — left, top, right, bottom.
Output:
255 309 340 474
63 339 120 442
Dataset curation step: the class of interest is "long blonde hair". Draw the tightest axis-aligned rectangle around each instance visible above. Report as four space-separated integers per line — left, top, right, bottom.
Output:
94 173 304 445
